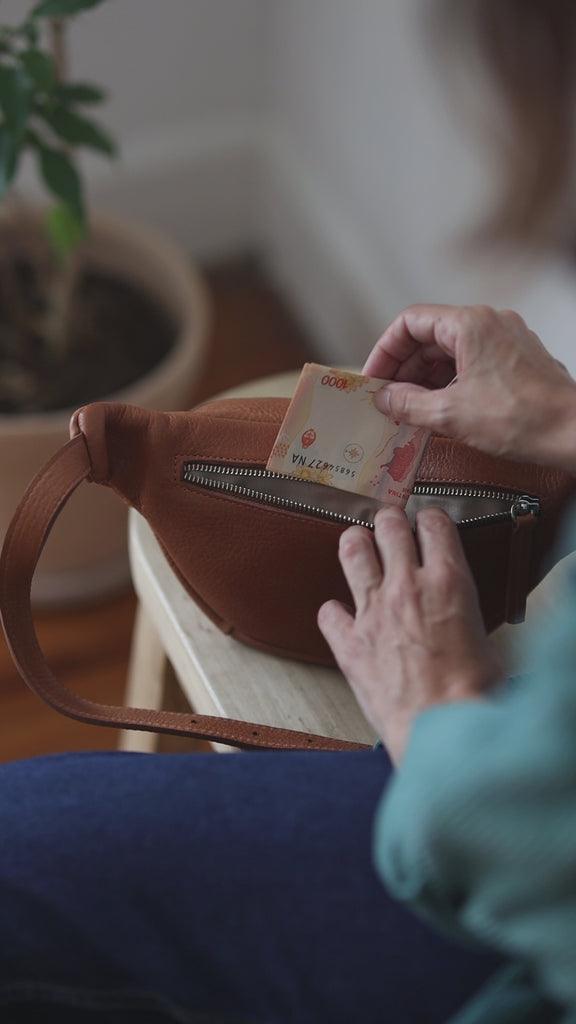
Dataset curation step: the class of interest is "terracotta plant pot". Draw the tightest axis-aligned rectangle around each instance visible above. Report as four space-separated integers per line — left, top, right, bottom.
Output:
0 210 211 606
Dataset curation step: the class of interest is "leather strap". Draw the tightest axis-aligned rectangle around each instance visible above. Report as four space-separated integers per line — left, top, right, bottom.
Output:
0 436 368 752
504 512 537 625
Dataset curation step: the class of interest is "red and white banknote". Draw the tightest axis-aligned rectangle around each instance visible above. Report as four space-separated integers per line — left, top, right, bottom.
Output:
266 363 429 506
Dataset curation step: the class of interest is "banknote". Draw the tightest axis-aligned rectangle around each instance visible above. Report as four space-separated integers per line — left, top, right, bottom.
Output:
266 363 430 506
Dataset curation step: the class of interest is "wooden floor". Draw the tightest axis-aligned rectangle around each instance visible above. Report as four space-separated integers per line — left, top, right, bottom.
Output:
0 256 315 763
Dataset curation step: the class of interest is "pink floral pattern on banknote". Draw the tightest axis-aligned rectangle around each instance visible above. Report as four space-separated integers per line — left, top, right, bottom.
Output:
266 364 430 506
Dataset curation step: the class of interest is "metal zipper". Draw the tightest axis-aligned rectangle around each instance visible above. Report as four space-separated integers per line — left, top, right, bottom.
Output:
182 461 540 529
410 483 540 527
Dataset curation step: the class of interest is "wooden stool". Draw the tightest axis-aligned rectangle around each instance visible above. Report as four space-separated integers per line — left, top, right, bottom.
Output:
120 371 377 754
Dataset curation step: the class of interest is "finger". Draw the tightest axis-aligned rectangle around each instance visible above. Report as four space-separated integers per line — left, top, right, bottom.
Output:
374 381 456 435
362 305 459 379
337 525 382 613
317 599 355 656
373 506 419 575
423 360 457 390
415 507 469 575
393 344 454 385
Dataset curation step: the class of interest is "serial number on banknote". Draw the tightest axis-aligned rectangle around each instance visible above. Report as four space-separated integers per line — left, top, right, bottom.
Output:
292 457 357 478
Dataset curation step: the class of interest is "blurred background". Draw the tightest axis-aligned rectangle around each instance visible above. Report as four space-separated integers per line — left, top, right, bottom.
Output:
7 0 576 371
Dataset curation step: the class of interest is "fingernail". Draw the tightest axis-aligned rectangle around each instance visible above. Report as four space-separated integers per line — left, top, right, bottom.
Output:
375 386 391 413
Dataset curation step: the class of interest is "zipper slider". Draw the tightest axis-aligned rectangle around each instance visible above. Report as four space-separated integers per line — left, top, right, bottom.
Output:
511 495 540 521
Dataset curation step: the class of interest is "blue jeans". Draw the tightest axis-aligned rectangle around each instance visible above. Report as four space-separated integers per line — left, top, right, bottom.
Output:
0 748 503 1023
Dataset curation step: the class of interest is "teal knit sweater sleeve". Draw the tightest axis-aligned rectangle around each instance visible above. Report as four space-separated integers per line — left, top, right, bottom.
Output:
373 522 576 1021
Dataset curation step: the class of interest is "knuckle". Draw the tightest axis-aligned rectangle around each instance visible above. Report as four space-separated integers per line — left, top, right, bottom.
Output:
460 304 503 335
339 525 371 557
498 308 526 329
430 554 459 584
470 303 498 321
417 507 452 531
374 506 407 537
437 304 501 351
386 570 417 606
429 394 455 435
425 560 463 605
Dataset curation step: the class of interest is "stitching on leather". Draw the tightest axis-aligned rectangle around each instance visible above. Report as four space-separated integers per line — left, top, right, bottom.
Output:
418 474 534 490
176 455 271 472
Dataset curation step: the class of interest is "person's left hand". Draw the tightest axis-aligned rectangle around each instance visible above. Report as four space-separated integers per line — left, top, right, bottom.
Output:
317 506 502 764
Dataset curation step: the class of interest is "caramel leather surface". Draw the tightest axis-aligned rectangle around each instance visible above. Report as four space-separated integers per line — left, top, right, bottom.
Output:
71 398 576 656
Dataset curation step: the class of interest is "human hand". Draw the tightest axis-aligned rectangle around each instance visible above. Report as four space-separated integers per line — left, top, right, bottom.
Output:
317 506 502 764
363 304 576 473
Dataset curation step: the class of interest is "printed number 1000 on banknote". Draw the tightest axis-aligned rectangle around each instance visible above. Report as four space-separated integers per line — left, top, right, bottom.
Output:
266 363 429 507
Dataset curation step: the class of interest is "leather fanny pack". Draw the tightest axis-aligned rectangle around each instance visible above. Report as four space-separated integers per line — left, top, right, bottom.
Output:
1 397 575 752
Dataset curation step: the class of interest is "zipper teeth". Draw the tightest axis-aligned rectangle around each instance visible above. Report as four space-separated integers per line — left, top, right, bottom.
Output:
182 463 532 529
183 465 375 528
185 464 292 482
411 483 535 527
413 482 521 502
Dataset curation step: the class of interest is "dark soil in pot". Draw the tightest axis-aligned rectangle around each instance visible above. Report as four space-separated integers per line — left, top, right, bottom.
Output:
0 262 176 414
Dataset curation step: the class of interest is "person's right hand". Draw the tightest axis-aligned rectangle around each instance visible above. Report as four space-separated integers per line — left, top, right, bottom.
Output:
363 304 576 473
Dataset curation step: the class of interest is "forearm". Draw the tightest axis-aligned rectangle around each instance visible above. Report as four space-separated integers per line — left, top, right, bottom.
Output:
375 679 576 1009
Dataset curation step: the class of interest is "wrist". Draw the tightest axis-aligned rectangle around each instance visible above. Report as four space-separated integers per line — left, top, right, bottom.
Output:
383 675 491 765
382 690 485 766
536 384 576 475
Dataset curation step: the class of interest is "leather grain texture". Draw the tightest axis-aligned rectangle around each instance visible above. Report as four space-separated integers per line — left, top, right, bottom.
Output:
70 398 576 663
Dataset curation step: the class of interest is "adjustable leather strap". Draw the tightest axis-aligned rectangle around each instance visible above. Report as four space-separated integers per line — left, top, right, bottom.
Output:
0 437 368 752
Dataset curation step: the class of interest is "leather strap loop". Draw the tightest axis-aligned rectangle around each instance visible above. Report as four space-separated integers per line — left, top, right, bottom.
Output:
0 437 368 752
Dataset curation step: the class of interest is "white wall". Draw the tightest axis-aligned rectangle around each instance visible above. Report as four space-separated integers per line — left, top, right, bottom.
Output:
9 0 576 371
260 0 576 369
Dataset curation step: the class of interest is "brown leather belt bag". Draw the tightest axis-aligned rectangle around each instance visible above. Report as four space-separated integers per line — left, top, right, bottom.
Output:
1 397 575 751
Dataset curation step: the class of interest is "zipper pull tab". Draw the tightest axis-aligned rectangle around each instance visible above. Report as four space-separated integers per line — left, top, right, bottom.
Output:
511 496 540 522
505 496 539 624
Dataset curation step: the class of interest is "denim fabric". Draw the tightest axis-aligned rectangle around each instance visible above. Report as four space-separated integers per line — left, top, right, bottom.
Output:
0 748 504 1023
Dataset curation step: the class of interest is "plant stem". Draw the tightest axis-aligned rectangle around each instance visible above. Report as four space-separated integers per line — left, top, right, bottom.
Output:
49 17 67 82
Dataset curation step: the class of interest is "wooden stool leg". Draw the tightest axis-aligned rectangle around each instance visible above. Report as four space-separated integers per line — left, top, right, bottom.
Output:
120 602 213 755
119 602 169 753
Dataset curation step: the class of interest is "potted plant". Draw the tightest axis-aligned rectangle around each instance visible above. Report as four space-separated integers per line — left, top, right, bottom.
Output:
0 0 210 605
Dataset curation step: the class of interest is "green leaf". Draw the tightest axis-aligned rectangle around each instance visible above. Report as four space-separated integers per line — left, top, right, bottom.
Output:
0 124 21 195
0 65 33 138
21 49 55 95
44 202 86 261
37 143 83 216
33 0 107 17
55 81 106 105
25 126 42 149
39 104 116 156
20 19 40 46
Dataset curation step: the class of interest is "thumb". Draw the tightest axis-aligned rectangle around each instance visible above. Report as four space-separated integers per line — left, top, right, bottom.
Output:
374 382 451 432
